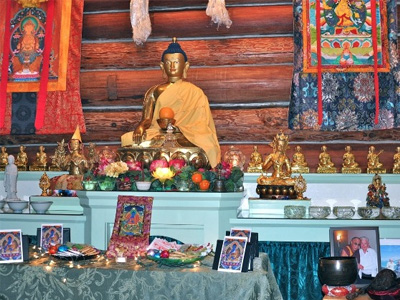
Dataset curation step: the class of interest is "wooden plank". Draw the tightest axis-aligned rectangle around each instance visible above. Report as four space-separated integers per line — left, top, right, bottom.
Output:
81 37 294 70
80 65 293 106
82 6 293 40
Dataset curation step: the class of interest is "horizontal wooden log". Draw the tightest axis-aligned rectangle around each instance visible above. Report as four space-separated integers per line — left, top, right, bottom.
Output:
80 65 293 106
82 6 293 40
81 37 294 70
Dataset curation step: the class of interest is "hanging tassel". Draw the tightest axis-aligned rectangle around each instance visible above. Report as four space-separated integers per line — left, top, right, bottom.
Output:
206 0 232 29
130 0 151 45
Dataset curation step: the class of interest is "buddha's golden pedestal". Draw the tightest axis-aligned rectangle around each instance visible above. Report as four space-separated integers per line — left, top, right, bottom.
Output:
29 165 47 171
367 168 386 174
317 167 337 173
292 166 309 173
392 168 400 174
16 165 28 171
247 166 262 173
0 165 5 171
48 165 61 171
341 167 361 174
256 184 298 199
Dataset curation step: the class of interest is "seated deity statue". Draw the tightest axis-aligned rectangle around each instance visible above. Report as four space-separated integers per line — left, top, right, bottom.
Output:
49 139 66 171
342 145 361 173
291 145 309 173
257 132 295 185
367 146 385 173
0 146 9 167
317 145 336 173
50 126 89 190
121 37 220 168
30 145 47 171
247 145 263 173
393 147 400 173
15 145 28 170
366 174 390 208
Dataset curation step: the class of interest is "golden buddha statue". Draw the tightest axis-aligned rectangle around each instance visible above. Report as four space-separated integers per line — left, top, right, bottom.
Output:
15 145 28 171
49 139 66 171
50 126 89 190
367 145 386 174
0 146 8 171
120 37 220 168
291 145 309 173
247 145 263 173
392 147 400 174
317 145 336 173
341 145 361 174
30 145 47 171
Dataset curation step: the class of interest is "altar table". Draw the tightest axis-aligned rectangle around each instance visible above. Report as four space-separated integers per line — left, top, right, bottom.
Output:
0 253 282 300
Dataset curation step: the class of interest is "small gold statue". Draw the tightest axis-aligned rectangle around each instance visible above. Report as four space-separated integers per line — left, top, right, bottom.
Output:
291 145 309 173
30 145 47 171
367 146 386 174
87 142 99 170
341 145 361 174
39 172 51 196
15 145 28 171
392 147 400 174
247 146 263 173
49 139 67 171
0 146 9 171
317 145 336 173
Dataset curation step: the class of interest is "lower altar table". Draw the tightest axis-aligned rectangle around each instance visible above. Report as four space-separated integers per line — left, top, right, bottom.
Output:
0 253 283 300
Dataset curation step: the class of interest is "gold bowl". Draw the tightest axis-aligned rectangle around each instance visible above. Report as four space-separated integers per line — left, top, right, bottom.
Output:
157 118 176 129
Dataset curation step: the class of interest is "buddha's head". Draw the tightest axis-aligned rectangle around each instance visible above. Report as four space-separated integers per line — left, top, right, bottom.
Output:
160 37 190 82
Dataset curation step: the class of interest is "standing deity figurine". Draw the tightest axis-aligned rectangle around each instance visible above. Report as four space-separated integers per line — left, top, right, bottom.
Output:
291 145 309 173
4 155 19 200
15 145 28 171
367 146 386 174
317 145 336 173
342 145 361 174
392 147 400 174
247 145 263 173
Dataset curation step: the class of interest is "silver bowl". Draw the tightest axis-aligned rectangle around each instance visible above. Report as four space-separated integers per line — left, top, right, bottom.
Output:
6 200 29 213
284 205 306 219
382 207 399 219
309 206 331 219
333 206 355 219
31 201 53 214
358 207 380 219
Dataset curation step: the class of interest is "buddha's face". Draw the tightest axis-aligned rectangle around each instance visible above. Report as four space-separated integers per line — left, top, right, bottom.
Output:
161 53 189 81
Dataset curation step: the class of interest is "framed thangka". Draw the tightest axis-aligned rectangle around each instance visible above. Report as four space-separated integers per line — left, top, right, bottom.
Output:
289 0 400 131
106 196 153 259
0 229 23 263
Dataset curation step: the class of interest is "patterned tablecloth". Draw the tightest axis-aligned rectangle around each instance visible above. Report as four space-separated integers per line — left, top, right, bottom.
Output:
0 252 282 300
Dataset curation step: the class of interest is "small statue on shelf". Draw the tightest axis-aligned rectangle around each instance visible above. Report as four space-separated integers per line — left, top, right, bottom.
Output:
366 174 390 208
341 145 361 174
87 142 99 171
392 147 400 174
15 145 28 171
247 145 263 173
291 145 309 173
367 146 386 174
0 146 9 171
4 155 19 200
49 139 67 171
317 145 336 173
39 172 51 196
29 145 48 171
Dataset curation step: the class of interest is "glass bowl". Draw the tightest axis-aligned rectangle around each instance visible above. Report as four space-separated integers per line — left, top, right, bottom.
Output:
382 207 400 219
333 206 355 219
284 205 306 219
309 206 331 219
358 207 380 219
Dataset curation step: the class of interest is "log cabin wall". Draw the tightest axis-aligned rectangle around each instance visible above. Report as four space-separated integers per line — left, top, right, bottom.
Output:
1 0 400 172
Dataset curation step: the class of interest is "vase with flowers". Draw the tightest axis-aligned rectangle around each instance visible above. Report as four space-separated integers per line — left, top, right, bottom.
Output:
82 171 98 191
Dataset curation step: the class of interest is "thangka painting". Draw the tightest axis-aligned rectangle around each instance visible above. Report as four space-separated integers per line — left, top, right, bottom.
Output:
0 230 23 263
218 236 248 272
40 224 63 251
289 0 400 131
106 196 153 259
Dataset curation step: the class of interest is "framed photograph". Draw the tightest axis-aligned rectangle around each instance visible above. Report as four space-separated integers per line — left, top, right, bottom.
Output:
230 228 252 242
217 236 248 272
106 196 153 259
40 224 63 251
380 238 400 278
0 229 23 263
330 226 381 282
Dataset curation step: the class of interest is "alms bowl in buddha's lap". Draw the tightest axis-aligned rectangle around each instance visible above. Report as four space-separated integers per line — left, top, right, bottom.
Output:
309 206 331 219
318 256 358 286
358 207 380 219
157 118 176 130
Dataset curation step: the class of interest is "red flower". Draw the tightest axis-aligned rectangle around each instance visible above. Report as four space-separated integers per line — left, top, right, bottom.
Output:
150 159 169 172
169 159 186 171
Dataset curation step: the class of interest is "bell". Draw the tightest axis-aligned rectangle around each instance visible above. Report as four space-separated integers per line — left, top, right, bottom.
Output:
213 178 226 192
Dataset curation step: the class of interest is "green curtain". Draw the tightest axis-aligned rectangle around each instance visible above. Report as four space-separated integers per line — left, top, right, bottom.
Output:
259 241 330 300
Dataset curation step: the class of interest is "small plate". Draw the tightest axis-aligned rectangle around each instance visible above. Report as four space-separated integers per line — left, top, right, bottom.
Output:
147 255 205 267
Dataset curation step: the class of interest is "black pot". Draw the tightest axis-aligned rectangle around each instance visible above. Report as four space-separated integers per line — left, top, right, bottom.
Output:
318 256 358 286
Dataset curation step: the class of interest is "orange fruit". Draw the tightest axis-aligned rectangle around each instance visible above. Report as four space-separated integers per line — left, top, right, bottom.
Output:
159 107 175 119
191 173 203 184
199 179 210 191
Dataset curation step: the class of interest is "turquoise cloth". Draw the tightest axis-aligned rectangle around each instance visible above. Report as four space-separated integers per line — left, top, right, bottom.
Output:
0 252 282 300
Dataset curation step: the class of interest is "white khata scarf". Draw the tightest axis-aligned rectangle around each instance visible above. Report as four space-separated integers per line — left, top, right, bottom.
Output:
130 0 151 45
206 0 232 29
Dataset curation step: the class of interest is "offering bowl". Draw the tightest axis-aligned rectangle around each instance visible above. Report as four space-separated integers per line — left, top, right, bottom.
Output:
6 200 29 213
318 256 358 286
157 118 176 130
309 206 331 219
284 205 306 219
382 207 399 219
358 207 380 219
333 206 355 219
136 181 152 191
31 201 53 214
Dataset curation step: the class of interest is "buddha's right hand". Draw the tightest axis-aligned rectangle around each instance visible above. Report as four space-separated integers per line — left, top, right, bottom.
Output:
133 133 143 145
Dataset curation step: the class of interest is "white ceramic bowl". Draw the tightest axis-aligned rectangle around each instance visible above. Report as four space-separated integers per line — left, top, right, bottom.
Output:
31 201 53 214
358 207 380 219
309 206 331 219
333 206 355 219
136 181 152 191
7 200 29 213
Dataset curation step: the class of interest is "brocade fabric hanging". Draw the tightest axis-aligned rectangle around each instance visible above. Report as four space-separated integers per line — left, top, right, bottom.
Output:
288 0 400 131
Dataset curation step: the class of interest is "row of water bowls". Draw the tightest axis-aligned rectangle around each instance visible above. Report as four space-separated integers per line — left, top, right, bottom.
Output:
284 205 400 219
0 200 53 214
